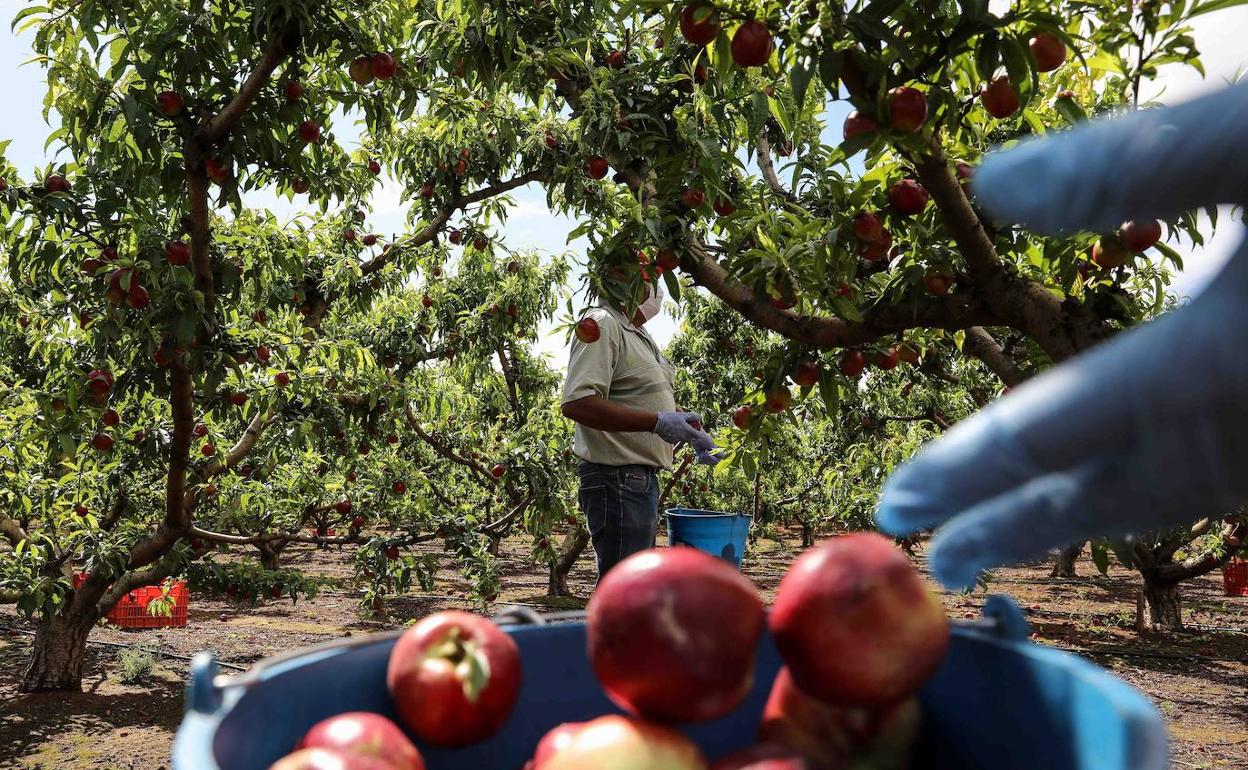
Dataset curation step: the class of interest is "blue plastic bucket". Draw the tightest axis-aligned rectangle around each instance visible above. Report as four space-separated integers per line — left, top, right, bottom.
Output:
665 507 752 567
173 596 1167 770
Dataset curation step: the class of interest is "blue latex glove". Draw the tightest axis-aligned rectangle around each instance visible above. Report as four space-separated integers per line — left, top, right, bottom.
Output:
876 81 1248 590
695 447 726 466
653 411 718 456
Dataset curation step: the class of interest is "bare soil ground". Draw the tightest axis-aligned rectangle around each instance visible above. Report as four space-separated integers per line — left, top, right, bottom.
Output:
2 532 1245 769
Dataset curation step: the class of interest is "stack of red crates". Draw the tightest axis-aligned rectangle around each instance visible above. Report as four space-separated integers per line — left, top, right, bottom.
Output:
73 573 189 628
1222 559 1248 597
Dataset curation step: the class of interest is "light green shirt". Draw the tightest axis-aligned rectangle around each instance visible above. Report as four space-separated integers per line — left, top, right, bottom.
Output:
562 305 676 469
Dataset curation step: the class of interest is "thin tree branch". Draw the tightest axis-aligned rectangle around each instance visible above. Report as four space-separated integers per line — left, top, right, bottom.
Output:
190 524 364 547
483 495 533 538
404 405 495 481
99 489 128 531
755 131 799 205
658 453 695 513
496 341 522 426
358 170 545 278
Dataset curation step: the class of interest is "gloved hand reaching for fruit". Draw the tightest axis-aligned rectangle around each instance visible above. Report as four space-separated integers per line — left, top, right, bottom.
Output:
877 81 1248 590
653 410 724 465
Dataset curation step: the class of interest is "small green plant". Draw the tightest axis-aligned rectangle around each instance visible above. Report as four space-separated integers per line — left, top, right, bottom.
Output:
117 642 161 685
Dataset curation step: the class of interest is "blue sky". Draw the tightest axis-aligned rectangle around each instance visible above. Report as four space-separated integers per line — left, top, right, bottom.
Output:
2 0 1244 365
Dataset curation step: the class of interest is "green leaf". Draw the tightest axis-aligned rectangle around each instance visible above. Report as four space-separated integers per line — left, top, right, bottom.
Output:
818 373 840 414
789 54 815 110
1054 96 1087 125
975 30 1000 81
1188 0 1248 18
1090 539 1110 576
1152 240 1184 271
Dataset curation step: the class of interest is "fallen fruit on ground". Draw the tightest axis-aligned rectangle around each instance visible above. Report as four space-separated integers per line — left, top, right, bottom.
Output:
588 547 765 722
770 532 950 707
386 610 521 746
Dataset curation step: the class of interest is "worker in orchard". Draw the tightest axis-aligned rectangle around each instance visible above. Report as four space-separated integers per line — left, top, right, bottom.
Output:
562 273 721 579
877 81 1248 590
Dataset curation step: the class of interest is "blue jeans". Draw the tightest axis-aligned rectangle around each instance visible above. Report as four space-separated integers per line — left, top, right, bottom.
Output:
578 461 659 579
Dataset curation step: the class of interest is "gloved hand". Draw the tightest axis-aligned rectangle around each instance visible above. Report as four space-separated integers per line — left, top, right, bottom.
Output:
653 411 717 455
876 81 1248 590
695 448 726 466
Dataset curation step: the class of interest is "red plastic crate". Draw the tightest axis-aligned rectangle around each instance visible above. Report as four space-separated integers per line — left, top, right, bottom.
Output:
308 527 336 537
1223 560 1248 597
74 573 189 628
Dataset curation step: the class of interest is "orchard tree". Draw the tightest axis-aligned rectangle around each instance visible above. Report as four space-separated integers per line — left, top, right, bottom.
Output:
0 0 574 692
364 0 1237 558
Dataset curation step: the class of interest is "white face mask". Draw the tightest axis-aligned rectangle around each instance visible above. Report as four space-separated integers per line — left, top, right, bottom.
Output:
638 281 664 323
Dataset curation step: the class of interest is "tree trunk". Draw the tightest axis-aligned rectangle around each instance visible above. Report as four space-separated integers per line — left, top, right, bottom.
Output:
1050 542 1083 578
549 524 589 597
20 608 97 692
1135 573 1183 631
486 533 501 557
800 517 815 549
256 540 286 570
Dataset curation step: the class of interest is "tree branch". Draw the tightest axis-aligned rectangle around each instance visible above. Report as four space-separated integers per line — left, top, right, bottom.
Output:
755 131 799 205
199 26 297 145
99 489 128 531
962 326 1027 386
680 235 996 348
912 141 1003 281
0 511 29 549
496 341 522 427
483 495 533 538
202 409 276 477
658 453 695 513
404 405 495 481
97 553 183 615
190 524 364 547
774 452 837 508
358 170 545 278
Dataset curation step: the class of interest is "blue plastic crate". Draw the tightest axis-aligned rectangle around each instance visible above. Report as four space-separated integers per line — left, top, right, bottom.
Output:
173 596 1166 770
